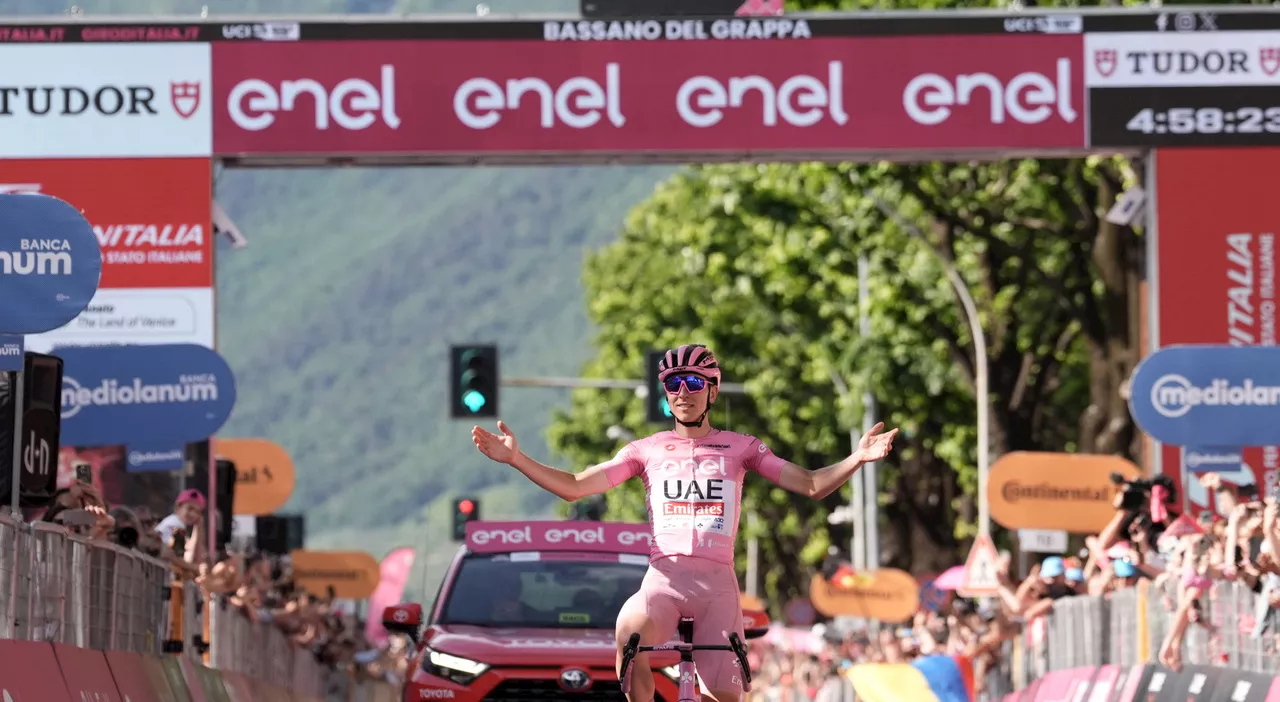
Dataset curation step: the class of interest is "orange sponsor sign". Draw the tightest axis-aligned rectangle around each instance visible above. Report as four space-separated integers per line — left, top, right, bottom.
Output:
808 569 919 623
289 550 381 600
740 593 765 611
215 438 296 516
988 452 1139 533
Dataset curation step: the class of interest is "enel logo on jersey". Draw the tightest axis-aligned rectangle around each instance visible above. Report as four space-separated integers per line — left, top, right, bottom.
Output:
656 457 728 476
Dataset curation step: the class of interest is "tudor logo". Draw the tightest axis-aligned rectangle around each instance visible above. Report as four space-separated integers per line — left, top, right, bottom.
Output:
559 668 592 691
1262 47 1280 77
171 81 200 119
1094 49 1117 78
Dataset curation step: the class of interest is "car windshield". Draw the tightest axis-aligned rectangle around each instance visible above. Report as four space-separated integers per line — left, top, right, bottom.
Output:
438 553 647 629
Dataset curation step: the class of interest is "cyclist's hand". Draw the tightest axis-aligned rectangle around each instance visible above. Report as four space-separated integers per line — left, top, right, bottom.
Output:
854 422 899 463
473 421 519 465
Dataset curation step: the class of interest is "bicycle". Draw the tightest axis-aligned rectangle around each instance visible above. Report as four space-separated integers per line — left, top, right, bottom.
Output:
619 616 753 702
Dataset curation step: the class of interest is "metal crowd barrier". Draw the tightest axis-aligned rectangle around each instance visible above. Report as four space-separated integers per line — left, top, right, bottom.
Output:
1 512 395 701
208 593 329 698
0 513 170 653
1000 578 1280 693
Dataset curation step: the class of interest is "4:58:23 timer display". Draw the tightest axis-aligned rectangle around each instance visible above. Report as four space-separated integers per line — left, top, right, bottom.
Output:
1127 107 1280 135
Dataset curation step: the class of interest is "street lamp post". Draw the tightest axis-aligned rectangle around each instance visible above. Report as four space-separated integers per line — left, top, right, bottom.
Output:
866 192 992 537
859 255 881 566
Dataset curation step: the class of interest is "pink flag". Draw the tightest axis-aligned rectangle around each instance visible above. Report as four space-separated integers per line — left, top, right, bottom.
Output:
365 547 417 647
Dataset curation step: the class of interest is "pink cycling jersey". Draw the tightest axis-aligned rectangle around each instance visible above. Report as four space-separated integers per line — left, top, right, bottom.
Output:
598 429 789 565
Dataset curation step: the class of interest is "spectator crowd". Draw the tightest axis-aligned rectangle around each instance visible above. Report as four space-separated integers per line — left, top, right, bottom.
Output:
33 453 1280 700
746 471 1280 701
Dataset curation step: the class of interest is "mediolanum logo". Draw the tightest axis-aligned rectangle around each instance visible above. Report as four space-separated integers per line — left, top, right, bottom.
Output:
0 238 74 277
1150 374 1280 419
62 373 221 419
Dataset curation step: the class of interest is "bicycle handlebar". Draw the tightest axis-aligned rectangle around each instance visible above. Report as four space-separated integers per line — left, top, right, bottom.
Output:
619 632 753 691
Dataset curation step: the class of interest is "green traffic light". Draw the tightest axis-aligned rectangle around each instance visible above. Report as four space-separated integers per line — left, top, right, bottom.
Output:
463 390 487 413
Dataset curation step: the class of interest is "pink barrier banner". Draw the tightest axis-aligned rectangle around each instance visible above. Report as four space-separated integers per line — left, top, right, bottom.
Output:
465 521 652 555
366 546 416 647
1029 667 1093 702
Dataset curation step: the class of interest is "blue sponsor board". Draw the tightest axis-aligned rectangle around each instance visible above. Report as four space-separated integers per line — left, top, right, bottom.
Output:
126 445 187 472
57 344 236 448
1129 345 1280 447
1183 447 1244 474
0 334 22 372
0 194 102 334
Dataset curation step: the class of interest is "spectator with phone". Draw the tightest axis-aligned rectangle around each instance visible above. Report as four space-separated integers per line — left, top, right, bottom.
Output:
155 489 206 577
41 465 115 541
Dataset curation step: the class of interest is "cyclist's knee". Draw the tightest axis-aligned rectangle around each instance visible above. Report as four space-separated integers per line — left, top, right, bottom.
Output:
615 611 660 646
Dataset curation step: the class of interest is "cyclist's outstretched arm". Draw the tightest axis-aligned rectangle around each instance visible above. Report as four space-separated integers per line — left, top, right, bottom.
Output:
749 422 897 500
475 422 640 501
508 452 616 502
772 455 866 500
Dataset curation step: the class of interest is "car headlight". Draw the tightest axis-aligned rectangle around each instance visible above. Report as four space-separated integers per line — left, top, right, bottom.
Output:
422 649 489 685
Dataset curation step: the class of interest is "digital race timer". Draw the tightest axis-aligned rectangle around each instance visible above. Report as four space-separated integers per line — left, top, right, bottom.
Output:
1089 85 1280 147
1126 106 1280 135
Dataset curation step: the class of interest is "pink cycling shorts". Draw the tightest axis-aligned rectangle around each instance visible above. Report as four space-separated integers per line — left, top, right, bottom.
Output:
617 555 745 692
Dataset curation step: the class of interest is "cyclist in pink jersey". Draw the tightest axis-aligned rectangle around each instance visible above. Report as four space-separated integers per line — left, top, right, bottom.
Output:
472 343 897 702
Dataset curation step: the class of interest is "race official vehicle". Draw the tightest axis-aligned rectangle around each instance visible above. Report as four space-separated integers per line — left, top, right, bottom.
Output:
382 521 768 702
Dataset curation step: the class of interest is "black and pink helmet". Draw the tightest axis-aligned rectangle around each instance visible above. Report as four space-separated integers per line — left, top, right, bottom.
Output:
657 344 722 385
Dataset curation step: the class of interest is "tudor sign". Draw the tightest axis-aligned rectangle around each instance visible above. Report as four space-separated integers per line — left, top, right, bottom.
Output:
212 34 1084 157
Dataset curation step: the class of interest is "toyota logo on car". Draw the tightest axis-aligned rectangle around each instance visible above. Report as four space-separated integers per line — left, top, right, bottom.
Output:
559 668 591 691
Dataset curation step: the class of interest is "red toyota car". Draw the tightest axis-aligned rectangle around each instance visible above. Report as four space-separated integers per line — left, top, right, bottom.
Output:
382 520 767 702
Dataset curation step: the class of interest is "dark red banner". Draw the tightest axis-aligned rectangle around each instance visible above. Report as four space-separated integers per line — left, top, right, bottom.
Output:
1154 148 1280 512
212 35 1085 159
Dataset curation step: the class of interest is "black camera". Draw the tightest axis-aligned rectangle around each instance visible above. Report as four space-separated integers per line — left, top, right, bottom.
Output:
1110 472 1177 514
114 525 139 549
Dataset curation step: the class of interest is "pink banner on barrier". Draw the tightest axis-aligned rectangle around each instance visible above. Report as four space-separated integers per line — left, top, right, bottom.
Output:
1029 667 1093 702
0 640 74 701
53 644 123 702
178 656 209 702
366 546 416 647
103 651 166 702
1084 665 1120 701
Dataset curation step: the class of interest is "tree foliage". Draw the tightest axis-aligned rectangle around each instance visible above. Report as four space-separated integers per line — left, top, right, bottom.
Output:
548 155 1145 605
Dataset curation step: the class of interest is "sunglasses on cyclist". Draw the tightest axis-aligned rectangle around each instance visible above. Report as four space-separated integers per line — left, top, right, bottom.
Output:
663 374 710 394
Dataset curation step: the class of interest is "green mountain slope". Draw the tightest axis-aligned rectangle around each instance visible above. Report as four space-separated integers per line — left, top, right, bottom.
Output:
213 166 668 528
1 0 674 596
